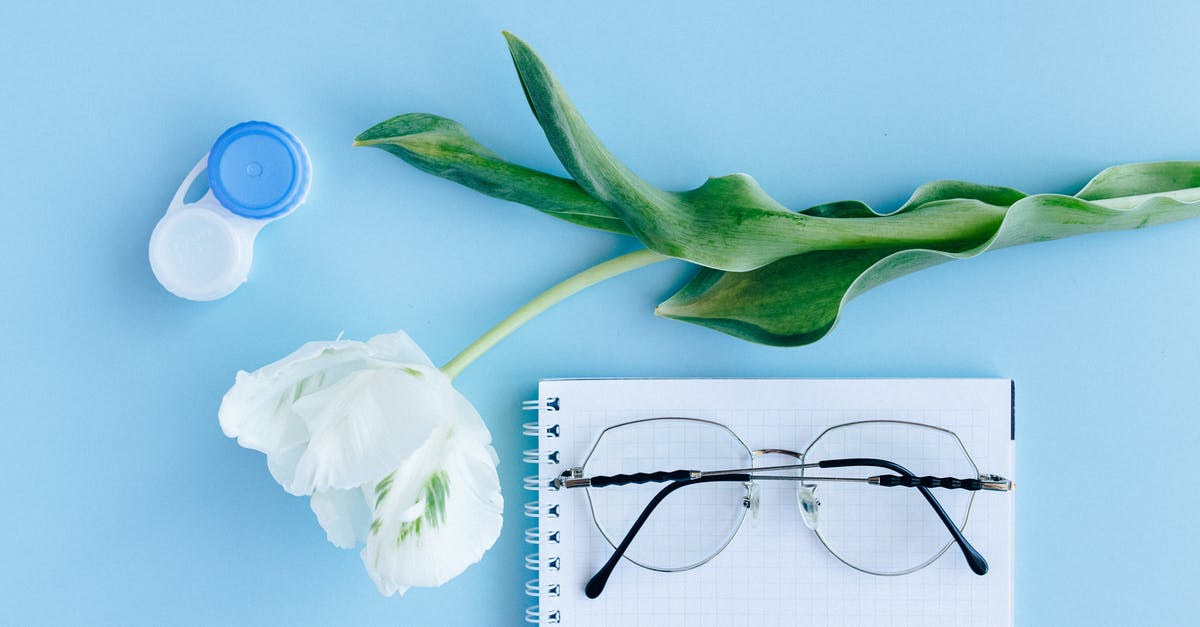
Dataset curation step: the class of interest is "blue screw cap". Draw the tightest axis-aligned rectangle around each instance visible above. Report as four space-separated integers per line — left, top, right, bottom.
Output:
208 121 311 220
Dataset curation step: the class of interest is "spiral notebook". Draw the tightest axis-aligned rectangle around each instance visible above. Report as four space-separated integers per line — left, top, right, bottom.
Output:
522 378 1015 626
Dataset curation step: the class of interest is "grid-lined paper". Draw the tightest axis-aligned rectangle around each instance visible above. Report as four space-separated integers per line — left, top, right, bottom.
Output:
529 379 1014 627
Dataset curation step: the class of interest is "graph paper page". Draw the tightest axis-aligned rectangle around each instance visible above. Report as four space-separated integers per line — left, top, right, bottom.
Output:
531 379 1014 627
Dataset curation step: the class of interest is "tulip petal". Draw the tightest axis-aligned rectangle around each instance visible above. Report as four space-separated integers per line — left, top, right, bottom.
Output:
311 487 372 549
363 425 503 596
219 332 450 495
287 366 453 495
366 332 436 367
220 343 373 455
218 332 432 457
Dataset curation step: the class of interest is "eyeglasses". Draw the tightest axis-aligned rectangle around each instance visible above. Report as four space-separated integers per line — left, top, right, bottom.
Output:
554 417 1014 598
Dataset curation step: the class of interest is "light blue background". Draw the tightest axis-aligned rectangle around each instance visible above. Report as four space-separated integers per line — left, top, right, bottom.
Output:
3 1 1198 625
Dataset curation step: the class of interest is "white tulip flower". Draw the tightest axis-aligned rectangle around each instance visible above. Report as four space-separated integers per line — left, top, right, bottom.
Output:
218 331 503 596
214 245 668 597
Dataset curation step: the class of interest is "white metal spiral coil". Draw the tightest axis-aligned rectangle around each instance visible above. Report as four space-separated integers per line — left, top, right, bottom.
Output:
522 397 561 412
525 605 562 624
525 553 561 572
522 448 561 465
523 502 560 519
525 527 561 545
524 475 553 491
525 578 562 598
523 421 561 438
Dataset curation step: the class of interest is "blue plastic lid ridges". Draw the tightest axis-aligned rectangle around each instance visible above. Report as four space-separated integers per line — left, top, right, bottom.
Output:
208 121 311 220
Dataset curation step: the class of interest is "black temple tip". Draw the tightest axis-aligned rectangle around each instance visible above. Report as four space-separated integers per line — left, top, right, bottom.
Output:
964 542 989 575
585 568 611 599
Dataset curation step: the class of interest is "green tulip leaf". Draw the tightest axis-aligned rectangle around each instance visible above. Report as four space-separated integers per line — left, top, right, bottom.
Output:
354 113 630 235
1076 160 1200 201
658 167 1200 345
357 32 1200 347
503 31 1018 272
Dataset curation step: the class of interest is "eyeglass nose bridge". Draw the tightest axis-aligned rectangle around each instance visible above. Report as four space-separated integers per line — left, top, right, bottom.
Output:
752 448 803 460
742 449 802 520
751 448 820 530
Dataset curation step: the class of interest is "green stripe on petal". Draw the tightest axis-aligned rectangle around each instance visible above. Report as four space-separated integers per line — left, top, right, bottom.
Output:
374 473 394 508
394 470 451 545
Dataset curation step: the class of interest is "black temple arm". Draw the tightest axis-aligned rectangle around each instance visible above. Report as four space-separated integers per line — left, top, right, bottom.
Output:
585 474 751 599
819 457 988 575
874 475 983 490
590 469 693 488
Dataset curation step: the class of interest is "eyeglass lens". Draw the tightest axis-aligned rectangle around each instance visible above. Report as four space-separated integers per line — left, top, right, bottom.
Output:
801 421 977 574
583 418 752 571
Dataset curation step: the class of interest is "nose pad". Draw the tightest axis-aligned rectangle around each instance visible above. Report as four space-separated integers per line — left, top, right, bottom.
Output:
798 484 819 530
742 482 761 520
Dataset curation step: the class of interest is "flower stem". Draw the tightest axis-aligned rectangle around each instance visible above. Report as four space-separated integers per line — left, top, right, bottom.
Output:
441 248 669 380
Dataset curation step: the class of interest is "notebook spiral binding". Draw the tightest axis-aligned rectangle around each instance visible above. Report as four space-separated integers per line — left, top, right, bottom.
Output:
524 397 563 624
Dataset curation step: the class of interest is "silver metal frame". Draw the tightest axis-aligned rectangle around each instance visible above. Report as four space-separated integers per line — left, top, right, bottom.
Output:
802 420 979 577
579 417 753 573
572 417 996 577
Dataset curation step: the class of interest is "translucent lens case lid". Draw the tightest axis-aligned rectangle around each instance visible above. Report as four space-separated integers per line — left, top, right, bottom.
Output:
149 121 311 301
